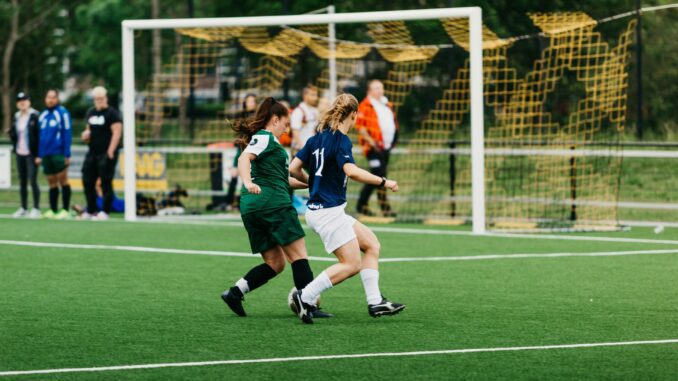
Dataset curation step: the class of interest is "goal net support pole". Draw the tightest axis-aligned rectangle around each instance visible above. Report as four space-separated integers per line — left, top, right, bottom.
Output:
121 7 486 234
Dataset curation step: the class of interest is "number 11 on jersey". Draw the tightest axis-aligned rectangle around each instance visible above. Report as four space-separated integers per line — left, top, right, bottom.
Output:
312 148 325 176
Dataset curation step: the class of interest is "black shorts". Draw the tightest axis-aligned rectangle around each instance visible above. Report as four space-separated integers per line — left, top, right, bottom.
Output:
82 151 118 183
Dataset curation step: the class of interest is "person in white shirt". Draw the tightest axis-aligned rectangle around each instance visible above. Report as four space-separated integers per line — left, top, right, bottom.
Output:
355 80 398 217
290 86 319 154
8 92 41 218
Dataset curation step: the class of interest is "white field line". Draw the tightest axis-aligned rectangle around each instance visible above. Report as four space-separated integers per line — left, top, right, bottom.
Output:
1 338 677 377
2 240 678 263
2 213 678 246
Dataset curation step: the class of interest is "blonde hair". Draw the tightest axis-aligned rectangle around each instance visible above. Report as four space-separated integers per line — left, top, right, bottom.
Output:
92 86 108 98
317 93 358 133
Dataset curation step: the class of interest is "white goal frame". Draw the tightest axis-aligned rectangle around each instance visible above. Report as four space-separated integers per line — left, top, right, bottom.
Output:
121 7 486 234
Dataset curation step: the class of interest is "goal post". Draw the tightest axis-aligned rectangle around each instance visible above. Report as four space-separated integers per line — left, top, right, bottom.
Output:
120 7 487 233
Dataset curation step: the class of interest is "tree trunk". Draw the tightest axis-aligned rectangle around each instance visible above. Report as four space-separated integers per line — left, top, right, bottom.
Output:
1 1 19 135
150 0 163 139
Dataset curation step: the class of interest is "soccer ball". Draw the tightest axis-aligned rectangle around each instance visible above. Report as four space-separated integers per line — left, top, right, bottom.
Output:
287 287 320 315
287 287 298 315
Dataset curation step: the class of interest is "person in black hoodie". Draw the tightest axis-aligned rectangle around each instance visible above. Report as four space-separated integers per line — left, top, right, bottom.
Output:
8 92 41 218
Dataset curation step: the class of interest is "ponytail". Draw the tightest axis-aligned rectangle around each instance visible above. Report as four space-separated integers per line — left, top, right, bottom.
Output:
233 97 289 149
317 93 358 133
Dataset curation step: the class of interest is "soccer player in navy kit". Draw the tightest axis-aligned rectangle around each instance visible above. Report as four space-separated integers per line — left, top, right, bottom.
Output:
289 94 405 324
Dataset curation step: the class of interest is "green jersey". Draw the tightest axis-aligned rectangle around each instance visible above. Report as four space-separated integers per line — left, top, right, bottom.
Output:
239 130 291 215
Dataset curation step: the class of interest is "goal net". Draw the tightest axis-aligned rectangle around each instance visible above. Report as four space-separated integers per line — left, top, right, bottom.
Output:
121 8 635 233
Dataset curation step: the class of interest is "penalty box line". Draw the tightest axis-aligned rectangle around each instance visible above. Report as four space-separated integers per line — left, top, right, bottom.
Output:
2 240 678 262
1 338 677 377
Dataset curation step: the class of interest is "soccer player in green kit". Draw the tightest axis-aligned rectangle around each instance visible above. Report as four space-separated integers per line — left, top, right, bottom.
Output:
221 97 332 318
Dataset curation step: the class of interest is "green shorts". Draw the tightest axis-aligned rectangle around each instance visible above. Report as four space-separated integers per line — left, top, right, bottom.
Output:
42 154 66 175
241 206 305 254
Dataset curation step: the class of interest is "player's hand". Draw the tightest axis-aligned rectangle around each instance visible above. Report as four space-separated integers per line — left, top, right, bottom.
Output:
35 157 42 165
81 130 90 143
64 157 71 166
107 150 115 160
385 179 398 192
245 182 261 194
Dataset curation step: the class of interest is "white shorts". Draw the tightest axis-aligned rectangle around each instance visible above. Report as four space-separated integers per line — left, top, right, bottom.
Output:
305 203 357 254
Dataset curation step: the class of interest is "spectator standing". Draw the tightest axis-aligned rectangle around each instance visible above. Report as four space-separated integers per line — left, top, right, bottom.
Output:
80 86 122 221
36 89 72 219
9 92 41 218
355 80 398 217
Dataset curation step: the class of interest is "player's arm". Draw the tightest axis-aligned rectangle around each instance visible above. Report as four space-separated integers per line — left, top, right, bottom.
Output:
289 157 309 184
343 163 398 192
289 176 308 189
237 152 261 194
108 122 122 159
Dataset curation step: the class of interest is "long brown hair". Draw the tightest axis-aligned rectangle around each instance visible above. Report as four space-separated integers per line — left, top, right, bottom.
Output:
233 97 289 149
317 93 358 133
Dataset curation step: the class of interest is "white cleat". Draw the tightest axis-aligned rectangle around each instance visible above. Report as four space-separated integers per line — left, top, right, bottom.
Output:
27 208 42 219
79 212 94 220
94 211 109 221
12 208 27 218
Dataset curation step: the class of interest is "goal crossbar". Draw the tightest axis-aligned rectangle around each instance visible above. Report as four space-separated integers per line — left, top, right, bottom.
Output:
121 7 486 233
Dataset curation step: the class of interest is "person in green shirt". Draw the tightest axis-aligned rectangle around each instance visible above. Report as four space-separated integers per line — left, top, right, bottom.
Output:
221 97 332 319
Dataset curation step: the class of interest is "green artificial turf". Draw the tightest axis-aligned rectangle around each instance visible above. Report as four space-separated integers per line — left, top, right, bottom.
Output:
0 218 677 380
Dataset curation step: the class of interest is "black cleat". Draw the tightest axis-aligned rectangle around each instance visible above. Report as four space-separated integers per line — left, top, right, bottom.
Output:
221 289 246 317
368 297 406 318
292 290 314 324
289 287 333 318
310 306 334 318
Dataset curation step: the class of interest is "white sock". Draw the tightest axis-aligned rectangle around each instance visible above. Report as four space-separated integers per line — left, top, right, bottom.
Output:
301 271 332 306
360 269 382 305
235 278 249 294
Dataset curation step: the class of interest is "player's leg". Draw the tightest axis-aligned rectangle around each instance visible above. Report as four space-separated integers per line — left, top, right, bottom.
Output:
293 239 361 324
46 170 59 218
222 245 285 317
281 237 334 318
354 221 405 317
55 156 71 219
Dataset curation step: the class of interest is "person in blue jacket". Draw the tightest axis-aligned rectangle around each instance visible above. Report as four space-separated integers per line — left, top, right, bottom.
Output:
36 89 72 219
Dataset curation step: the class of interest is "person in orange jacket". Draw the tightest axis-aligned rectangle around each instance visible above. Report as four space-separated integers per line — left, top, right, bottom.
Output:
355 80 398 217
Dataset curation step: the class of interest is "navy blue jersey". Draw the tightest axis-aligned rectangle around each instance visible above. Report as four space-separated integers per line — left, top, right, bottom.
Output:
296 128 355 210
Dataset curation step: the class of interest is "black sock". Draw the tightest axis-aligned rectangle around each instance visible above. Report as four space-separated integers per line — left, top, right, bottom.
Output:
62 185 71 211
242 263 278 293
49 187 59 213
291 259 314 290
